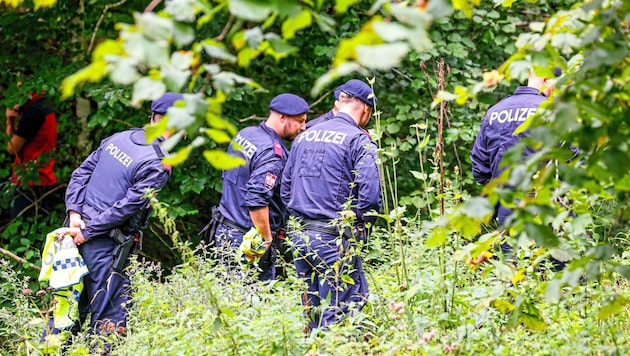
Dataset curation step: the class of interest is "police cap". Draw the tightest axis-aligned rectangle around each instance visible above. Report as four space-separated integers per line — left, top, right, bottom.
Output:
333 84 343 100
339 79 377 108
151 92 184 114
269 93 309 116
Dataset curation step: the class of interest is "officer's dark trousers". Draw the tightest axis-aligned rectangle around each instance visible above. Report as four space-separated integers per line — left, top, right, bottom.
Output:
78 234 131 334
291 229 368 331
215 224 275 281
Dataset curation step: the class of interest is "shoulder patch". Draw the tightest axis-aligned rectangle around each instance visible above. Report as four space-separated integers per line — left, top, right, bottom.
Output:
273 142 283 157
264 172 277 189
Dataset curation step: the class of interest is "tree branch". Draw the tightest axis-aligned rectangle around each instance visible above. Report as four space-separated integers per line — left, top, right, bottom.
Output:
0 247 41 272
214 15 235 42
88 0 130 54
144 0 162 13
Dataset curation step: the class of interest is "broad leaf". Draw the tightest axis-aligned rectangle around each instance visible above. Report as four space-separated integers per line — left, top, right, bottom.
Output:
203 149 246 170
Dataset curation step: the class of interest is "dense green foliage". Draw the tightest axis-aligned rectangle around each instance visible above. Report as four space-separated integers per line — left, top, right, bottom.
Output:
1 0 629 354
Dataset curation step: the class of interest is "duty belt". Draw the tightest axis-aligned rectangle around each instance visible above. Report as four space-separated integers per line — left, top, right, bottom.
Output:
217 215 249 233
218 214 285 236
301 220 340 236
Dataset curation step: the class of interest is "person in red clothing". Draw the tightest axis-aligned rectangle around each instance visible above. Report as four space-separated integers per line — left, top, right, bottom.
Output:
5 87 58 218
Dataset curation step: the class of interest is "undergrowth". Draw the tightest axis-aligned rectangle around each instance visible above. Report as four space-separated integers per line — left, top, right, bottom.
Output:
2 234 629 355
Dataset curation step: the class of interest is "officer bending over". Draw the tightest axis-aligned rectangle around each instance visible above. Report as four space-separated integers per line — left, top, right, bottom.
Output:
55 92 181 338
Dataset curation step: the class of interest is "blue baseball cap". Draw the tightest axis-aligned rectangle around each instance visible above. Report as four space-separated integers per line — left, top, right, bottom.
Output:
333 85 343 100
269 93 309 116
151 92 184 114
338 79 377 107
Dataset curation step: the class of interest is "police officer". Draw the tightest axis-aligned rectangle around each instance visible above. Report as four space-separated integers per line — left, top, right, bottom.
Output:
56 92 181 336
281 79 382 331
213 93 309 281
471 68 560 250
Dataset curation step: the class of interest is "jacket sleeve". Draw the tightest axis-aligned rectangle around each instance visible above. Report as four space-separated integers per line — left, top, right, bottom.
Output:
351 135 383 223
245 146 283 211
82 160 170 239
470 121 492 185
65 145 103 215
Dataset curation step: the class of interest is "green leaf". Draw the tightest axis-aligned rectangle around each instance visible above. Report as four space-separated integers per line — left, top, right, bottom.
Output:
227 0 272 21
372 22 411 42
335 0 360 14
553 102 580 133
281 9 312 40
163 146 193 167
409 170 427 180
205 128 232 144
340 274 355 285
519 312 546 331
597 296 629 319
202 40 237 63
20 238 31 247
212 316 222 332
173 22 196 47
145 117 168 143
356 43 409 70
524 222 559 247
543 279 562 302
450 214 481 238
203 149 246 170
131 78 167 107
165 0 198 22
135 12 174 42
265 33 298 57
425 227 448 248
161 64 191 91
463 197 493 220
161 130 186 152
614 265 630 280
109 58 140 85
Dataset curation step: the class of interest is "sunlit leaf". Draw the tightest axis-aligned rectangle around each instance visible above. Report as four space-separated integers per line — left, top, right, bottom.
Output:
163 145 193 166
205 128 232 144
425 227 448 247
463 197 493 220
356 43 409 70
135 12 174 41
165 0 198 22
131 78 167 107
281 9 312 40
340 274 355 285
109 57 140 85
203 149 246 170
145 117 168 143
227 0 272 21
202 40 237 63
335 0 360 14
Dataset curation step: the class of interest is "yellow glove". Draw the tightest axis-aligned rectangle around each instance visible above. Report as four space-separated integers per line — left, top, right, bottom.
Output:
237 227 266 264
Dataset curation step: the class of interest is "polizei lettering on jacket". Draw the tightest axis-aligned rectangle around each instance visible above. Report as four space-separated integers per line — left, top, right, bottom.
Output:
298 129 348 145
488 107 538 125
234 134 257 159
105 143 134 167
